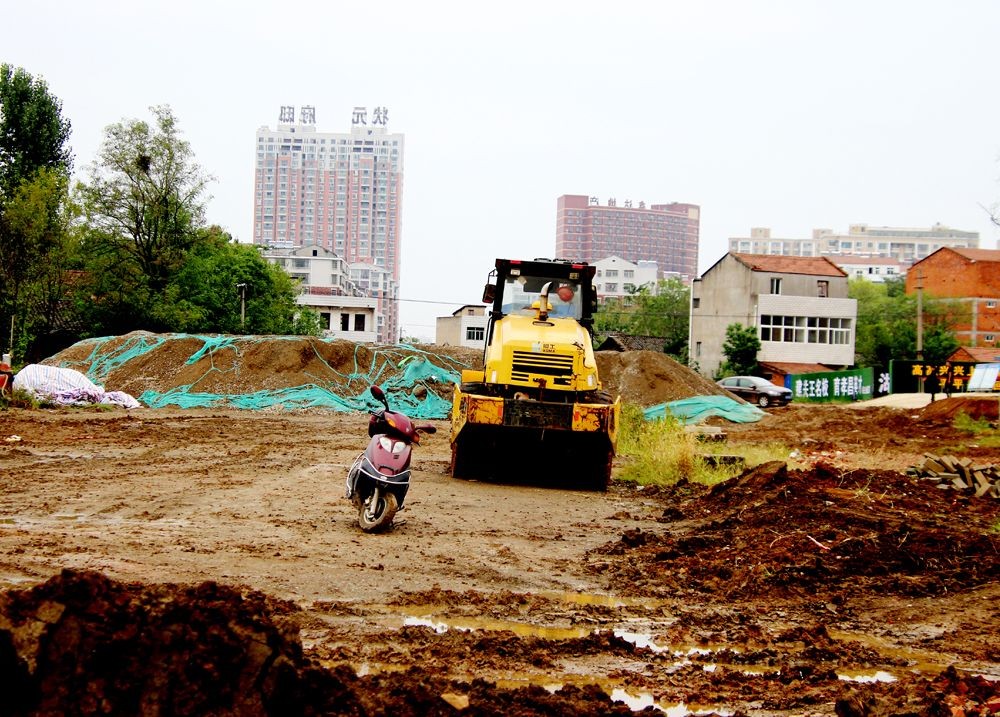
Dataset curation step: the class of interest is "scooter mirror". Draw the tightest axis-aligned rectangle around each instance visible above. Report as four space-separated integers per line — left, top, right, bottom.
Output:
370 385 388 408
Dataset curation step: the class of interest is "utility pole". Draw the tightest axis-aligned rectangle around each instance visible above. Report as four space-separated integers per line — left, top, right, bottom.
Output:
916 269 924 362
237 283 247 331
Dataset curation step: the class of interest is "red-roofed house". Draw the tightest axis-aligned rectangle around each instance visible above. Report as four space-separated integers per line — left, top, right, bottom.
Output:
906 248 1000 348
690 253 857 378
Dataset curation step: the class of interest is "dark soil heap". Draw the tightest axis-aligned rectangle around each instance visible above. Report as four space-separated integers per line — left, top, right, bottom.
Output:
0 570 650 716
589 462 1000 607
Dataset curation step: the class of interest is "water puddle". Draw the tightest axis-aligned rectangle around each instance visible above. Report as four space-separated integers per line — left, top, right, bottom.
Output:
829 629 956 674
538 590 664 609
403 615 593 640
610 690 734 715
838 669 897 683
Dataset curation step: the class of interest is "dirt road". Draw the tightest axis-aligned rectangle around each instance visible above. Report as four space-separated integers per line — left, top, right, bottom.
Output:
1 403 998 715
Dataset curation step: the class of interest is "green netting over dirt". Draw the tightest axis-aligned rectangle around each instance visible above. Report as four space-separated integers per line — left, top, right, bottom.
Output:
45 332 479 418
643 396 765 424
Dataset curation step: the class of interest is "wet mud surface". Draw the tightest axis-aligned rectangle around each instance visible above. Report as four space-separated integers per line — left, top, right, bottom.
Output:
0 402 998 715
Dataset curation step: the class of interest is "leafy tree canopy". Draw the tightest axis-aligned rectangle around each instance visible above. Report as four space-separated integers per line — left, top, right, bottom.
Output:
593 277 690 359
76 105 211 293
0 64 72 199
849 277 962 368
719 323 761 377
0 65 73 359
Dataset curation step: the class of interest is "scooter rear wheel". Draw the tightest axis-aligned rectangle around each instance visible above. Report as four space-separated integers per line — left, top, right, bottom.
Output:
358 491 398 533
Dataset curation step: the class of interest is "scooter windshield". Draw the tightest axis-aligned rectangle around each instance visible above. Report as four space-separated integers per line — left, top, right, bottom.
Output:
382 410 416 441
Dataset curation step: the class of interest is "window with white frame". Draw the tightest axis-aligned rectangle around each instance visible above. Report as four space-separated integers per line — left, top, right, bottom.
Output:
759 315 851 345
466 326 484 341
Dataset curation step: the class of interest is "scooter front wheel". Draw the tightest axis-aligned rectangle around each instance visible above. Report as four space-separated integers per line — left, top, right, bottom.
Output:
358 491 399 533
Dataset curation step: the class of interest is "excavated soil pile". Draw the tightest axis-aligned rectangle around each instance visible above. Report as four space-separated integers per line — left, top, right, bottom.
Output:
920 396 999 422
716 401 1000 469
589 462 1000 607
47 332 483 399
594 350 731 406
46 333 725 409
0 570 651 717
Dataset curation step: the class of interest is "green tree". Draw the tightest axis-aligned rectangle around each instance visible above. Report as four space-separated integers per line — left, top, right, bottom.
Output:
160 227 300 334
77 105 210 296
0 65 72 197
4 170 79 357
0 65 73 358
73 224 302 336
850 278 914 367
593 278 690 359
292 307 323 337
720 323 761 377
850 277 963 367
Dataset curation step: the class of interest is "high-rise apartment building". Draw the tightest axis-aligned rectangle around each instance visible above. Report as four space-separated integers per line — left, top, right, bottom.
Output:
555 195 700 280
728 224 978 266
252 105 404 342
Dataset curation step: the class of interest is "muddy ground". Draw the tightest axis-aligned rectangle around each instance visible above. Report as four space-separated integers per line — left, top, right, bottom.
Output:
0 397 999 714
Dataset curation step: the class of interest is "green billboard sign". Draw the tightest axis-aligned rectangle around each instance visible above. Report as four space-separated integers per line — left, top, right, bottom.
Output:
789 367 874 403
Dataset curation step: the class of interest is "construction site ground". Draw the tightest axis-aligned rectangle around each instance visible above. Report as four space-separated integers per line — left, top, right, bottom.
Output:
0 340 998 715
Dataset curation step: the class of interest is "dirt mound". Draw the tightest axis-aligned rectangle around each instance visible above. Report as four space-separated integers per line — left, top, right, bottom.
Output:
588 462 1000 602
0 569 357 715
0 570 646 716
595 350 730 406
45 334 720 410
45 332 483 410
921 396 999 422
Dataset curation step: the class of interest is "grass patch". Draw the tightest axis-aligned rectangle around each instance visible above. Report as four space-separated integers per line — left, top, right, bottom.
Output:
0 388 41 410
952 411 1000 448
616 402 791 487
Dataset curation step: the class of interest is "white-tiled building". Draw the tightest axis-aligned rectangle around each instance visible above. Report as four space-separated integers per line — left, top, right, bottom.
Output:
435 305 487 350
593 256 659 304
728 224 978 266
263 244 385 343
830 255 907 282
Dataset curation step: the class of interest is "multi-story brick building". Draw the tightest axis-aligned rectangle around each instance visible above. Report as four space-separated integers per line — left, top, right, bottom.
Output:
252 105 404 342
555 195 699 279
729 224 978 266
906 248 1000 348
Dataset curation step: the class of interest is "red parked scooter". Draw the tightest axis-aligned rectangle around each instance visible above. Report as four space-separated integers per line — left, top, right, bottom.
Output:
345 385 437 532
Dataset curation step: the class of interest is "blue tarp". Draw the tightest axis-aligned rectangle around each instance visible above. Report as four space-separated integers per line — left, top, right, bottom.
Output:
643 396 765 424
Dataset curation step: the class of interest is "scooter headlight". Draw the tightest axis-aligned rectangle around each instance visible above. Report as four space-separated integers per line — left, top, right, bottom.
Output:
379 436 407 455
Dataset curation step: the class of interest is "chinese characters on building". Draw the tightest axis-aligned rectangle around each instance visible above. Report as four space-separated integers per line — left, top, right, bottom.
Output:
276 105 389 127
351 106 389 126
588 196 646 209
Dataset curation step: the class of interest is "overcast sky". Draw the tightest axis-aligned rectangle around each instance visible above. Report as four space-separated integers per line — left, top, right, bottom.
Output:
6 1 1000 340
